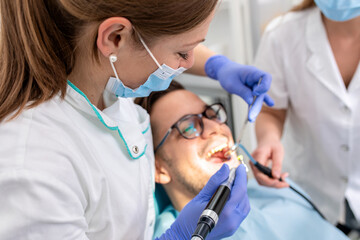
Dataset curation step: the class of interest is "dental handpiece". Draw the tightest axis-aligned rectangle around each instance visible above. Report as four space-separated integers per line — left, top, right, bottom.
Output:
224 78 263 158
191 168 236 240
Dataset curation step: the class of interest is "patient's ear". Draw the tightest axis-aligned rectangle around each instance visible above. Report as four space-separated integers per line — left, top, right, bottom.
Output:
155 159 171 184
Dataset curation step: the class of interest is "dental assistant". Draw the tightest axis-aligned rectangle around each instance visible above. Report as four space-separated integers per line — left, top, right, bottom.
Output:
0 0 273 239
253 0 360 229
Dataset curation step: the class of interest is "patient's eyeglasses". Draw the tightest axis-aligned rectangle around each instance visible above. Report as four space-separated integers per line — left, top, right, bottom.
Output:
154 103 227 153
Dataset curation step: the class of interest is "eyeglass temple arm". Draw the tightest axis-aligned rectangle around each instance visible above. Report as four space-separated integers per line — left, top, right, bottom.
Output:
154 128 172 153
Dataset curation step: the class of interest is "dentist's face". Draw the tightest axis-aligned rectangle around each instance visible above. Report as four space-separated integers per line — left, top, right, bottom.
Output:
151 90 239 196
114 12 214 89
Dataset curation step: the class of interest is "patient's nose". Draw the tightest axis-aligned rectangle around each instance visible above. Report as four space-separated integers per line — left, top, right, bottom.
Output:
201 117 222 138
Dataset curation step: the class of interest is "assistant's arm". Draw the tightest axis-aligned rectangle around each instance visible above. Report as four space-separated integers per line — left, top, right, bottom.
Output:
252 106 289 188
256 106 286 143
251 16 292 187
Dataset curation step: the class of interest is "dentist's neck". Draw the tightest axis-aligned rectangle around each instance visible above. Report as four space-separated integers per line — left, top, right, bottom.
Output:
68 49 112 111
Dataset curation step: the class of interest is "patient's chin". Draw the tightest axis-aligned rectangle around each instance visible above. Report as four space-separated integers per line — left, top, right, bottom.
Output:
207 157 239 170
225 161 240 169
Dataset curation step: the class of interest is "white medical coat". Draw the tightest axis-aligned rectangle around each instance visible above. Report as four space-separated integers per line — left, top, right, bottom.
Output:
255 7 360 224
0 81 155 239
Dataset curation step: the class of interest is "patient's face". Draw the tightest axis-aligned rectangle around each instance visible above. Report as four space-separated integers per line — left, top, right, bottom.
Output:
151 90 239 196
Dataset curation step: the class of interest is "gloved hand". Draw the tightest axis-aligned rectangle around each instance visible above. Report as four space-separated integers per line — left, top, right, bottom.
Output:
205 55 274 122
156 164 250 240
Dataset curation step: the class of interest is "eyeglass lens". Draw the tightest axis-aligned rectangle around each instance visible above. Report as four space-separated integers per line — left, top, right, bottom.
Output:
204 104 227 123
177 115 202 139
177 104 226 139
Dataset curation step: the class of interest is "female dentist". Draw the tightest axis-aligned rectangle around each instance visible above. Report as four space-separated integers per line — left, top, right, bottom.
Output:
253 0 360 231
0 0 272 239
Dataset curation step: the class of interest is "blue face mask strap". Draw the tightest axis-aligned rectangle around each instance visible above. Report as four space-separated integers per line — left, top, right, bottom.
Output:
108 28 164 82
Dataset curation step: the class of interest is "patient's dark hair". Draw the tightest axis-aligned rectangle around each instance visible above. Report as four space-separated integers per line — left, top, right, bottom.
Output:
134 80 185 114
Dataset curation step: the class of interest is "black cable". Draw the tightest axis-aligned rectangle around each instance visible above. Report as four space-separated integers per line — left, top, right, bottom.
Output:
254 162 327 221
288 185 326 220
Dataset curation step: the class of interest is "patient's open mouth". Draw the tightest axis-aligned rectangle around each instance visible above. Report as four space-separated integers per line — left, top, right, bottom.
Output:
206 143 231 162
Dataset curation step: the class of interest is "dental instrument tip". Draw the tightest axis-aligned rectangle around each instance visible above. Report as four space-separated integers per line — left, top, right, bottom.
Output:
237 155 248 172
224 144 237 159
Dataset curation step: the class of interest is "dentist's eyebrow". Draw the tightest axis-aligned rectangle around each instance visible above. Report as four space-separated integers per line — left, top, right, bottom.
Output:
182 38 205 47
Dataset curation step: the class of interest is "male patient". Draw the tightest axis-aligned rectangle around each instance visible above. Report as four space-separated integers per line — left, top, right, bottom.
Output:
135 81 348 240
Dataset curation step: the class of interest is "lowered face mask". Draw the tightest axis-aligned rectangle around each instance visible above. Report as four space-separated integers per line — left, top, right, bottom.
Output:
107 32 186 98
315 0 360 22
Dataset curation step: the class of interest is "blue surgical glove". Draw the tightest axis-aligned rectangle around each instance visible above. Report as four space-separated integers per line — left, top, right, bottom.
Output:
205 55 274 122
156 164 250 240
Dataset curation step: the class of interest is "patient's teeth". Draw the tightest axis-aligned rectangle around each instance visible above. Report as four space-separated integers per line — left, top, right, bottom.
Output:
207 143 229 159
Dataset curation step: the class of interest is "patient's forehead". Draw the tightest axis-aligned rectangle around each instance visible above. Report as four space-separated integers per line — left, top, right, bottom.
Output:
150 90 206 143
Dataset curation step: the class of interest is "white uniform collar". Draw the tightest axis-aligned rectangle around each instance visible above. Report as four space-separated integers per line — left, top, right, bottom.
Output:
305 8 359 107
65 80 148 160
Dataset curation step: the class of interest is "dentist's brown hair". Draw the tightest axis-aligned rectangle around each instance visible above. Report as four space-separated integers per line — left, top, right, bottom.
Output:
0 0 218 122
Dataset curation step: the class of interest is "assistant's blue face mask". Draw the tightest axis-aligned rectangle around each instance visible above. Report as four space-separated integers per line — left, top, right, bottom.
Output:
315 0 360 22
107 32 186 98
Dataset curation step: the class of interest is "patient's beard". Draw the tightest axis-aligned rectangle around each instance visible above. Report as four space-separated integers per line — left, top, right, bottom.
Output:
160 150 214 198
170 164 211 197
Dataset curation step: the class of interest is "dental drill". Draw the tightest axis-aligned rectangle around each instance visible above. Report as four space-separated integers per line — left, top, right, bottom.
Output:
191 168 236 240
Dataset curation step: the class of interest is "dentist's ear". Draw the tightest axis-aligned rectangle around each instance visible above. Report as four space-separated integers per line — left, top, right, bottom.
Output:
97 17 133 58
155 158 171 184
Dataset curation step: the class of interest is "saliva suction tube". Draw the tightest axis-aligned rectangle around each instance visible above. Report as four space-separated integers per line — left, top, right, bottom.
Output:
229 143 327 221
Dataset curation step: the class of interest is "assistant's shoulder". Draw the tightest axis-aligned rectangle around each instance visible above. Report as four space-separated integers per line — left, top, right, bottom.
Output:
263 7 316 39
